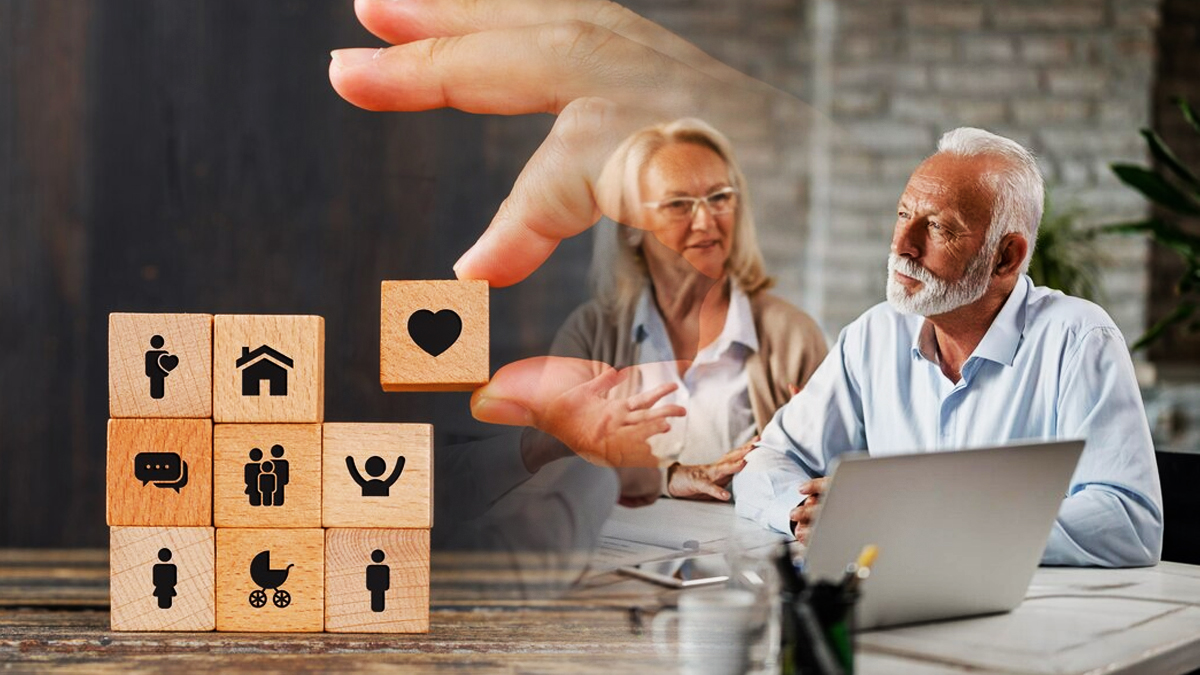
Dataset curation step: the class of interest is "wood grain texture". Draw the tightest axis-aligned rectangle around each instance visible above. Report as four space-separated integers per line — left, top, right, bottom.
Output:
324 528 430 633
109 313 213 418
213 424 322 529
380 281 489 392
109 527 214 631
215 528 324 632
213 315 324 424
322 423 432 529
106 419 212 527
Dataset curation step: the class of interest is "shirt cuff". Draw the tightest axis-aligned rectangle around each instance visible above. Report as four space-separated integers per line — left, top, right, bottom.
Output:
660 463 677 497
767 491 805 538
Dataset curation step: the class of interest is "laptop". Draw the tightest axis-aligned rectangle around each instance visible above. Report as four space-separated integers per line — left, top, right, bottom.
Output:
800 439 1085 630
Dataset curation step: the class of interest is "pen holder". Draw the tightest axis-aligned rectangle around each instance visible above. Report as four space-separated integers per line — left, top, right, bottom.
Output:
781 581 860 675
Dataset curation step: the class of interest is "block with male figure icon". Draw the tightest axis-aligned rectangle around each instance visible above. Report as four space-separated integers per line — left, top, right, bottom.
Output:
213 424 322 528
322 423 432 528
324 528 430 632
109 313 213 418
109 527 215 631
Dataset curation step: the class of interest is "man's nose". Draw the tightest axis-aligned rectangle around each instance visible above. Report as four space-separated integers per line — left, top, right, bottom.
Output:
892 219 922 258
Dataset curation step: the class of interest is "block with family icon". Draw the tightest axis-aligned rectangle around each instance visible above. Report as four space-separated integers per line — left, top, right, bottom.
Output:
106 305 467 633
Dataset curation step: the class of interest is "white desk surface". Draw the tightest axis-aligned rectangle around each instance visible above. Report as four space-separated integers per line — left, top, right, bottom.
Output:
597 500 1200 675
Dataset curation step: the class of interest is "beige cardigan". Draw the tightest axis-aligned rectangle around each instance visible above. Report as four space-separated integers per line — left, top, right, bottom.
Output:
549 290 829 432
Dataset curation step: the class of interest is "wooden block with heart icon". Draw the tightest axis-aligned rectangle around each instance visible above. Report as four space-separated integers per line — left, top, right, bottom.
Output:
380 280 489 392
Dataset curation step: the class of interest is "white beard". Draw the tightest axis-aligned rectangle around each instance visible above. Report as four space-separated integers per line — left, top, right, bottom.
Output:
886 251 993 317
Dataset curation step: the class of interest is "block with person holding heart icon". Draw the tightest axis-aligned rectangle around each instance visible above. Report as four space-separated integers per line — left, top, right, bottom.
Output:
380 280 489 392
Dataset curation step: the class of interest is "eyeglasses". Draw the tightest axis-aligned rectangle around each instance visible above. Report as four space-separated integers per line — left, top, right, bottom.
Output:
642 187 739 224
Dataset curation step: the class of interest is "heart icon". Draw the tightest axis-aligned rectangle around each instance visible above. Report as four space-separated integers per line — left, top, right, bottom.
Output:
407 309 462 357
159 354 180 372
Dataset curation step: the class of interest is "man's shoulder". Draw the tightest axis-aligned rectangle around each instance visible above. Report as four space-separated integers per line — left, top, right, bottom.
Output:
1024 283 1121 338
843 301 920 338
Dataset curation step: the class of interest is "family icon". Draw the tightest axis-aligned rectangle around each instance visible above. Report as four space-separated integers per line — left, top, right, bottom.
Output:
244 445 289 507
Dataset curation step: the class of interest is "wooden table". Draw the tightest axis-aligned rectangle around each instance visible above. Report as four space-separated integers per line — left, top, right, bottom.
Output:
3 549 1200 673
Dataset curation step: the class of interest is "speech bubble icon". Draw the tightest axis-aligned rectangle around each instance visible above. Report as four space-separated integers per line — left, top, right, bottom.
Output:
134 452 189 492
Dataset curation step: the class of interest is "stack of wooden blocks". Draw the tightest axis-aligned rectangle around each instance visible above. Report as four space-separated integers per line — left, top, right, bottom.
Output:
107 280 489 633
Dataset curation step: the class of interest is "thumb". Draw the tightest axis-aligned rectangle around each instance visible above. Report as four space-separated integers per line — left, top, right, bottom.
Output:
470 356 606 425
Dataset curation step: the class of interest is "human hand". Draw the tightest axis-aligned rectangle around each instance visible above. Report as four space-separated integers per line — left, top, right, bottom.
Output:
789 477 830 543
329 0 781 287
472 356 686 468
666 437 757 501
616 467 662 508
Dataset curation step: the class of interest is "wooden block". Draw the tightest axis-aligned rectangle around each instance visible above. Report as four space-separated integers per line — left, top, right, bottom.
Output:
109 313 212 418
380 280 489 391
322 423 432 529
324 528 430 633
214 424 322 528
213 315 324 423
109 527 215 631
107 419 212 527
215 528 324 632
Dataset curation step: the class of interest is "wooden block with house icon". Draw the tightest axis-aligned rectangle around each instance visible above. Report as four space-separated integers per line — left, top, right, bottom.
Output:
380 280 489 392
322 423 432 529
214 424 323 528
324 528 430 633
215 528 325 632
213 315 324 423
109 526 215 631
109 313 213 418
107 418 213 527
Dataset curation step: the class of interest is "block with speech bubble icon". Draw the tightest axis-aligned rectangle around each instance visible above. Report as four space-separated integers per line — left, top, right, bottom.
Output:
108 419 212 526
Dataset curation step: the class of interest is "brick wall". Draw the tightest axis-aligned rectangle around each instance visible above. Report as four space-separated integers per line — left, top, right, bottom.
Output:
612 0 1161 342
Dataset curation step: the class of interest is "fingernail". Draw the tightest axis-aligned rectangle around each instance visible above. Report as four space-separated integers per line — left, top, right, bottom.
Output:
471 396 535 426
330 48 383 70
453 247 480 280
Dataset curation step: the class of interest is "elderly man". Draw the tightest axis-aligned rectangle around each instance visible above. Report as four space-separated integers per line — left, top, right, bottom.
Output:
733 128 1163 567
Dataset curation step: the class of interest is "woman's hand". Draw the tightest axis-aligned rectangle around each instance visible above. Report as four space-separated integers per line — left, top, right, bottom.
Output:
666 437 757 501
472 356 686 468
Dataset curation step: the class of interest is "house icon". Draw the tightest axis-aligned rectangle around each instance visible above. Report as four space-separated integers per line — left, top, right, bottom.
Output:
236 345 294 396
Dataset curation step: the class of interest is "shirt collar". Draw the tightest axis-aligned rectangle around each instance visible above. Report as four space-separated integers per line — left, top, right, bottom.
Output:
910 274 1031 368
631 280 759 355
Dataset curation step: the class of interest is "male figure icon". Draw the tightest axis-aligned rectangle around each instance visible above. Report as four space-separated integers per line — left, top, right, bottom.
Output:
345 455 406 497
366 549 390 613
152 548 177 609
144 335 178 400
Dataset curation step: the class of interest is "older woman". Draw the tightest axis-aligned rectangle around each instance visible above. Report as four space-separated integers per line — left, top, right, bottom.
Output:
542 118 828 502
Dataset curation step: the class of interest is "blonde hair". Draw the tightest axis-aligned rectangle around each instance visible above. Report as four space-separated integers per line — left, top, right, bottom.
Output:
589 118 772 311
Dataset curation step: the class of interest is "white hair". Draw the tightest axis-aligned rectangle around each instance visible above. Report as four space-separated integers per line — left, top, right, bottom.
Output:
935 127 1044 273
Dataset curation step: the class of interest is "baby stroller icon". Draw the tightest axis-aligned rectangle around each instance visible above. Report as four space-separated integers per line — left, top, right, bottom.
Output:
248 550 294 609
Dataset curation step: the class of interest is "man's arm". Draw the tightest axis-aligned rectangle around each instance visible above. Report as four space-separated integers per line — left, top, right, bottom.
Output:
1045 326 1163 567
734 333 866 536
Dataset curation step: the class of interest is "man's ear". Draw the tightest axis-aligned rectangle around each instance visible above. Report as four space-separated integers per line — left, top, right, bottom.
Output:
993 232 1028 277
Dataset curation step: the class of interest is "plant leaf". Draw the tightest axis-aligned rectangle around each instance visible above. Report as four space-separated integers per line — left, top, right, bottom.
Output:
1111 164 1200 215
1181 99 1200 137
1141 128 1200 189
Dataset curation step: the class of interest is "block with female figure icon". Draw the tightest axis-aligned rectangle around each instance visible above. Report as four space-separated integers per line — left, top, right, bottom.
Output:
213 424 322 528
324 528 430 633
109 313 213 418
322 423 432 528
109 527 215 631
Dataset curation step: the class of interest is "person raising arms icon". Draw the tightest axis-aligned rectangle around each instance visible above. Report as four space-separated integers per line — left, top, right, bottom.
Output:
346 456 406 497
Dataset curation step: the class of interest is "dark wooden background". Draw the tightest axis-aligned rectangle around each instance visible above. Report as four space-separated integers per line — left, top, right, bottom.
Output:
0 1 592 547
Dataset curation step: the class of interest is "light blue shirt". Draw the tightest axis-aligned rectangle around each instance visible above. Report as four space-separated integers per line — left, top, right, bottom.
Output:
733 275 1163 567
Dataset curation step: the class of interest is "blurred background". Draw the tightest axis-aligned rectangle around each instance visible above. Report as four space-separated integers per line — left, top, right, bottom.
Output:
3 0 1198 553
